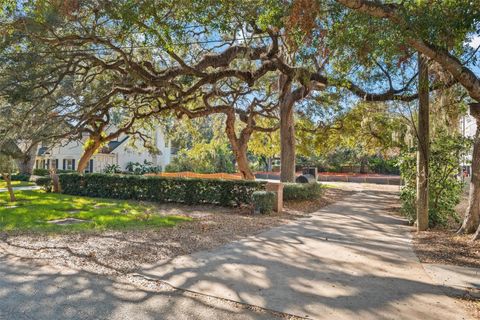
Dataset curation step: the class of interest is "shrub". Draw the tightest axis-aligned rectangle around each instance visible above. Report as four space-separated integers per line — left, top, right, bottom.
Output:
56 169 75 174
283 183 323 201
398 132 469 227
252 191 275 214
58 173 266 207
35 176 52 192
10 173 31 181
125 160 162 175
103 164 121 174
33 168 49 176
368 156 400 175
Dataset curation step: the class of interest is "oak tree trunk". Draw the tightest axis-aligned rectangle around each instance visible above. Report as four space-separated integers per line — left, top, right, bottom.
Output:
416 54 429 231
280 101 296 182
473 225 480 241
77 140 101 173
225 113 255 180
50 167 60 193
2 174 16 202
15 142 38 175
235 145 255 180
458 104 480 235
279 76 296 183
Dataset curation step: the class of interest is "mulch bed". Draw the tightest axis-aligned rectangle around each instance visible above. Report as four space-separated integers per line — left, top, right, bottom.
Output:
413 230 480 268
412 192 480 269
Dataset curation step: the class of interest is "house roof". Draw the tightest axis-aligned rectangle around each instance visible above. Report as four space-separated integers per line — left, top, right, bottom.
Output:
106 136 129 153
37 146 48 156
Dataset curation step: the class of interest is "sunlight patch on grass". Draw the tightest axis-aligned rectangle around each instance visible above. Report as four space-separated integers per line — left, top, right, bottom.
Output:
319 183 337 189
0 190 191 232
0 181 35 189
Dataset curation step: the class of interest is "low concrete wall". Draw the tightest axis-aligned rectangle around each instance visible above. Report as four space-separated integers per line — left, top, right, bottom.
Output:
318 175 401 185
255 172 402 186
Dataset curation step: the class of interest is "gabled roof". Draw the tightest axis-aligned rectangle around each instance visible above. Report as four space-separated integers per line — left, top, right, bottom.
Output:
37 146 48 156
106 136 129 153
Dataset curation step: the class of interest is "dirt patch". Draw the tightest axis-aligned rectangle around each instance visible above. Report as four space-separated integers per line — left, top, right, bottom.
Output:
412 192 480 269
413 230 480 268
0 188 350 275
459 297 480 319
47 218 90 225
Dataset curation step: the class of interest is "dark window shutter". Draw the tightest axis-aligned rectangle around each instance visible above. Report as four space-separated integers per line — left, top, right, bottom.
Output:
89 159 94 173
46 159 50 169
72 159 76 171
63 159 66 170
55 159 59 169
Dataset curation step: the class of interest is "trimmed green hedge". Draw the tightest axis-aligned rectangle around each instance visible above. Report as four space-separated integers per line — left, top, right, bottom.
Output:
252 191 275 214
33 169 75 176
283 183 323 201
36 176 52 192
3 173 31 181
59 173 266 207
33 168 49 176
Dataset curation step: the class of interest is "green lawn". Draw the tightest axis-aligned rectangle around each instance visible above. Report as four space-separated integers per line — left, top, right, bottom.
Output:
0 181 35 189
0 190 191 232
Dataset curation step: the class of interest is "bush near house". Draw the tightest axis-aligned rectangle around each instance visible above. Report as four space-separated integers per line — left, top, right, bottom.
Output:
283 183 324 201
33 169 75 176
59 173 266 207
35 176 52 192
33 168 49 176
1 173 31 182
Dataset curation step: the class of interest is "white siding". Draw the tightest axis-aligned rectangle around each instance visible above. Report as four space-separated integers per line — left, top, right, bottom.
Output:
35 125 172 172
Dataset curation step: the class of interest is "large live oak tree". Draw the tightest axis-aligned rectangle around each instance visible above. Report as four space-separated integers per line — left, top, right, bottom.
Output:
329 0 479 238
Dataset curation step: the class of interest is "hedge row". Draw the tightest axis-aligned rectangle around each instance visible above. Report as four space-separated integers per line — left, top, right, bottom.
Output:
35 176 53 192
59 173 266 207
33 168 75 176
283 182 324 201
1 173 31 182
252 191 276 214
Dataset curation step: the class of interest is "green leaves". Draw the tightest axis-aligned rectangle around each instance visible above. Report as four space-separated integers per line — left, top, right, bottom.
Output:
399 131 470 227
59 173 267 207
0 154 16 174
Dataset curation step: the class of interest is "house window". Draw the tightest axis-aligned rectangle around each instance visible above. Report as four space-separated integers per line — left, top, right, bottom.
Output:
65 159 75 171
41 159 46 169
85 159 94 173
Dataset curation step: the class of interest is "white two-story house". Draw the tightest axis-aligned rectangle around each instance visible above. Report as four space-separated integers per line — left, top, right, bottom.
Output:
35 126 175 173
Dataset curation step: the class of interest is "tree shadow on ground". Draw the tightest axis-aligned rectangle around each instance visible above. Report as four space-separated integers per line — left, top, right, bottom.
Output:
139 190 471 319
0 251 280 320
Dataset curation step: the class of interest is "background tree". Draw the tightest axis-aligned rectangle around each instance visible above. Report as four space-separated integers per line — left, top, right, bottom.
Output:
0 154 17 202
328 0 480 239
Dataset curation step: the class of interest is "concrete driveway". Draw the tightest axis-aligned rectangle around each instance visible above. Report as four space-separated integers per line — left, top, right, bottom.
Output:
0 183 474 319
140 188 472 319
0 251 282 320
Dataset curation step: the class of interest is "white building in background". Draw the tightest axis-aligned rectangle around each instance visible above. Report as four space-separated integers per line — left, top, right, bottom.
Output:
35 126 175 173
460 112 477 174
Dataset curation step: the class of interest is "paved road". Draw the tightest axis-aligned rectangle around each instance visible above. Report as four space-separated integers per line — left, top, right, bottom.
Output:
141 188 472 319
0 184 473 319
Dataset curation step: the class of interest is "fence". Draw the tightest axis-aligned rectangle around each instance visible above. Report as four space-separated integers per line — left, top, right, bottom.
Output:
146 171 243 180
